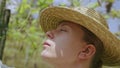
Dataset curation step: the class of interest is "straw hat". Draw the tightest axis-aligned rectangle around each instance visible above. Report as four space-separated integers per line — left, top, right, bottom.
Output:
39 6 120 66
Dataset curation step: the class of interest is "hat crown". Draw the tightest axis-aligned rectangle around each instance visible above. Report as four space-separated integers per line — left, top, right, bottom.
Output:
73 7 109 29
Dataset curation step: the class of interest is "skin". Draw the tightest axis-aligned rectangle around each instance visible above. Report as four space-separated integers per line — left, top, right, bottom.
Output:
41 21 96 68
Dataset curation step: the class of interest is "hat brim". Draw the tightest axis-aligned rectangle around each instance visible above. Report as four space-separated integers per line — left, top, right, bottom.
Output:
39 6 120 66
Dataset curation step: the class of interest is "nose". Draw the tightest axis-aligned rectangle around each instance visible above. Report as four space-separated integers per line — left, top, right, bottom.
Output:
46 30 54 39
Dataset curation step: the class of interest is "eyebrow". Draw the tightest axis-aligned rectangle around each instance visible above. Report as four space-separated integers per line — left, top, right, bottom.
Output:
60 23 72 29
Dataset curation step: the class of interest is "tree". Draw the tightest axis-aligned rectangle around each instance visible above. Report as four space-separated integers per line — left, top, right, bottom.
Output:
0 0 10 60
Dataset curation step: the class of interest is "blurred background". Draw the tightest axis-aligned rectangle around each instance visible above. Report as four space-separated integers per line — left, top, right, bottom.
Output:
0 0 120 68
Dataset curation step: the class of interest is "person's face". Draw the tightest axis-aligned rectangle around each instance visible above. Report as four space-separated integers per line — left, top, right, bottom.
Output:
41 21 87 64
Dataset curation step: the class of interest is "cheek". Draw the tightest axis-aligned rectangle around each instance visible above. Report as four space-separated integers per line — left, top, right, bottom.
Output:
54 35 82 60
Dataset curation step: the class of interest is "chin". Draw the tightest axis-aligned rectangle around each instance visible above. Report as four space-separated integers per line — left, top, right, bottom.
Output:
41 50 54 59
41 51 59 64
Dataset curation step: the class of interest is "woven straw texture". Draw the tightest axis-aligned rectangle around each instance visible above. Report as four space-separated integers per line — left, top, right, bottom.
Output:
39 6 120 66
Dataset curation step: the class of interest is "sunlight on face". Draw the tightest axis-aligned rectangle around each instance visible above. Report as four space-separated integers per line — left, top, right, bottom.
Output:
41 21 86 64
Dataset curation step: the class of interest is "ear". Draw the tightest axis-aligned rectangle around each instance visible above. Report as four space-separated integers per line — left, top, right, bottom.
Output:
78 44 96 60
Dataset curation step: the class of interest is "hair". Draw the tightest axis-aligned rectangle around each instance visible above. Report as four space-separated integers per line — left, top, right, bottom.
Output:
80 25 104 68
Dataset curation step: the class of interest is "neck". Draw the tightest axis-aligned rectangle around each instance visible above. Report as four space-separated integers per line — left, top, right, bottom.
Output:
53 60 90 68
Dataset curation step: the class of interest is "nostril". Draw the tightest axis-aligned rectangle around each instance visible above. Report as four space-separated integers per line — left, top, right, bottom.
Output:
46 31 54 39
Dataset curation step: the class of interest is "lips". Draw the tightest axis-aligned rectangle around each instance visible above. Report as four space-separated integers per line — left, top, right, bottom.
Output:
43 42 51 46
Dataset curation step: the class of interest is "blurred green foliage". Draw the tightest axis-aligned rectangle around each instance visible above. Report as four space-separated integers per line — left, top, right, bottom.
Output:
3 0 53 68
1 0 120 68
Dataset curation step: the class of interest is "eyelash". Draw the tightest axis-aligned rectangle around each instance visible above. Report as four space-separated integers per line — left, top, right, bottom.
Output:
60 28 67 32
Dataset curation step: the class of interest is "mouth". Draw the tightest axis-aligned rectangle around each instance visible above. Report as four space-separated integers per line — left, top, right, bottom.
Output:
43 42 51 47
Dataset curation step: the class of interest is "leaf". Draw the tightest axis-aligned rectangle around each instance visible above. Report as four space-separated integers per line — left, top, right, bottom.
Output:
88 2 99 8
73 0 80 7
110 10 120 18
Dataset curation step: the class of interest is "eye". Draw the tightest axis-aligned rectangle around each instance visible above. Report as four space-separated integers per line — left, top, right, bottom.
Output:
60 28 67 32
